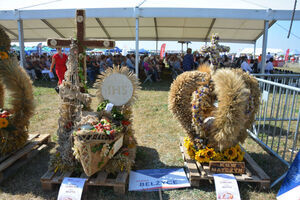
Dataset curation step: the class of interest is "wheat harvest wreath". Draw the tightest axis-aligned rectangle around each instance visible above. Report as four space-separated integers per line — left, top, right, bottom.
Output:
0 27 35 156
169 34 260 164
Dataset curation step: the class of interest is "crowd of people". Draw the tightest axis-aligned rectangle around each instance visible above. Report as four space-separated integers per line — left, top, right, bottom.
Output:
22 48 278 85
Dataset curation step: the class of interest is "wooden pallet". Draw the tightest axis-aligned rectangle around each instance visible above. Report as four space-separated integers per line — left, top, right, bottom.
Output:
180 138 270 190
0 134 50 183
41 170 128 194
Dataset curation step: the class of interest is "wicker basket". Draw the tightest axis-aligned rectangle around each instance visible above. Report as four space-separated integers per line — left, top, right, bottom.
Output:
74 131 124 176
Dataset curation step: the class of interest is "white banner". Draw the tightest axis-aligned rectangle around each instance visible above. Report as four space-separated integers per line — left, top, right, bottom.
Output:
129 168 190 191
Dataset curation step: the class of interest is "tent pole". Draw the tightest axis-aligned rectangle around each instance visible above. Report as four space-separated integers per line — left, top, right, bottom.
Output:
181 43 183 54
156 40 158 54
135 17 139 77
261 20 269 73
253 42 256 58
17 19 25 68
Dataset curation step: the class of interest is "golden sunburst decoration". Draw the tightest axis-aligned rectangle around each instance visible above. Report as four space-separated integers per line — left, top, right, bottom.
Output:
96 66 140 106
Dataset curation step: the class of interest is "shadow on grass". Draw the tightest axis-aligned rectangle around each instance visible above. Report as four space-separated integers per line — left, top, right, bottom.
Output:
247 152 288 183
0 142 57 200
33 80 57 89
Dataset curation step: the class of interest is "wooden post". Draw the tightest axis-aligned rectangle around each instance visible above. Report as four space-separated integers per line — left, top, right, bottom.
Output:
47 9 115 87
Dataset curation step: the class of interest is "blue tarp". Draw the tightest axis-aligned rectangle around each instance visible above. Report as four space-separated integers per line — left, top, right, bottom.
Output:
139 48 149 54
105 47 122 54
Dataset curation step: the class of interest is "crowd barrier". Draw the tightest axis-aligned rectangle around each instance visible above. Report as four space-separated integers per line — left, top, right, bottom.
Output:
249 75 300 187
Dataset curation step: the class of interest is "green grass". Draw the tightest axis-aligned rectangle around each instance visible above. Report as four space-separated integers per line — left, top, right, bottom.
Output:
0 74 289 200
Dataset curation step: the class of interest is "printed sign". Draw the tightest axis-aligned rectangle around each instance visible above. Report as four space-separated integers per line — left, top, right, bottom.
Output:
129 168 190 191
277 151 300 200
262 90 269 102
109 134 124 158
101 73 133 106
105 103 114 113
214 174 241 200
209 161 245 174
57 177 87 200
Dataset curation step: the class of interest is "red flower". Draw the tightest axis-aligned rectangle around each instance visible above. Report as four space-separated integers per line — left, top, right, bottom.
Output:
123 152 129 156
121 120 131 126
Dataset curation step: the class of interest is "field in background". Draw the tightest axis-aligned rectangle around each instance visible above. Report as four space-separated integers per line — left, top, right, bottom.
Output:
0 73 288 200
278 62 300 73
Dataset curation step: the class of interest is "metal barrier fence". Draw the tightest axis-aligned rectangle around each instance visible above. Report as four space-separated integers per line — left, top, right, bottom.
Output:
248 76 300 188
254 74 300 88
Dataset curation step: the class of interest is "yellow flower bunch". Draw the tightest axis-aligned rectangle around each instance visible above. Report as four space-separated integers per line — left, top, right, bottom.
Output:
0 52 8 60
183 137 245 163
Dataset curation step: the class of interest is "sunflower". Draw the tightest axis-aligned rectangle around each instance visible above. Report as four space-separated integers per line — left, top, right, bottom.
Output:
0 118 8 128
213 152 224 161
183 137 190 148
204 148 216 159
0 52 8 60
195 150 210 163
236 151 245 162
224 147 238 161
235 144 242 153
187 145 196 158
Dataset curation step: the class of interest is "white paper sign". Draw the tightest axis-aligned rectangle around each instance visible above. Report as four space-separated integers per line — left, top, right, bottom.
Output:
262 90 269 102
110 134 124 158
57 177 87 200
129 168 190 191
213 174 241 200
105 103 114 113
101 73 133 106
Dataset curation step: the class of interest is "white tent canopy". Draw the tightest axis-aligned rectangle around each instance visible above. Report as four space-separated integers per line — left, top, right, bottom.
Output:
239 48 284 55
0 0 299 74
0 0 299 43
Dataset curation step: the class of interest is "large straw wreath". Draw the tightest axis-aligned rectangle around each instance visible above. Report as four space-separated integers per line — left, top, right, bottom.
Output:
0 27 35 156
169 65 260 152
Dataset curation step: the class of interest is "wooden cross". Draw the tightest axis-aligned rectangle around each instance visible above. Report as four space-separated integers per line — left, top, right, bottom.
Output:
47 9 115 81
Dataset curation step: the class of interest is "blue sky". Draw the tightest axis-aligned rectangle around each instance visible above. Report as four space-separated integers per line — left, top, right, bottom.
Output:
116 20 300 54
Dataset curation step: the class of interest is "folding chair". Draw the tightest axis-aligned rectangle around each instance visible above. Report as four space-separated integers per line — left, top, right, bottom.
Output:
143 69 153 84
41 70 50 81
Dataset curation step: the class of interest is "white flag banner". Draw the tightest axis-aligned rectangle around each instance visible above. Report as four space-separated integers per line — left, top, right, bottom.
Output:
213 174 241 200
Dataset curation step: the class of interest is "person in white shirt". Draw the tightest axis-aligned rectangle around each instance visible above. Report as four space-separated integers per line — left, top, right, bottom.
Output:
241 57 253 73
265 58 274 74
266 52 272 61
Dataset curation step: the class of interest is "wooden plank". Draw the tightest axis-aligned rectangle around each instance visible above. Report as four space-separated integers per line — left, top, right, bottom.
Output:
52 172 63 183
94 171 108 184
180 139 201 180
0 144 47 184
0 134 40 163
80 172 89 179
0 134 49 172
41 169 56 181
115 171 128 184
195 162 207 178
241 147 270 180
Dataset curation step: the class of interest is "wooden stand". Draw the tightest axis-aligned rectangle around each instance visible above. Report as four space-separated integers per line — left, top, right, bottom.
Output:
41 170 128 194
0 134 50 184
180 138 270 190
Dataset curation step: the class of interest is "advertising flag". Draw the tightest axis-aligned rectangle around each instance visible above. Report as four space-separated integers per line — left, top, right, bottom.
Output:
160 43 166 59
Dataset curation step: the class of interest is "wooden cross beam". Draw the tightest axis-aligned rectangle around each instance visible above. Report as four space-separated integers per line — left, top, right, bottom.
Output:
47 9 115 84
